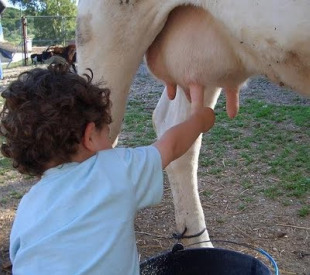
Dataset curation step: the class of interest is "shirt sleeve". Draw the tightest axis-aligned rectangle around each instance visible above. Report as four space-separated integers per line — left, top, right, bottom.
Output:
116 145 164 210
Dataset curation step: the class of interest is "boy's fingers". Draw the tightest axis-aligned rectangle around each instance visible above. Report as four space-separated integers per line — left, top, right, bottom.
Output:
202 107 216 132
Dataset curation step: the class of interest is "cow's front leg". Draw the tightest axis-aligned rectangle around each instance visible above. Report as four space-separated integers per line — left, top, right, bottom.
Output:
153 86 219 248
166 135 212 248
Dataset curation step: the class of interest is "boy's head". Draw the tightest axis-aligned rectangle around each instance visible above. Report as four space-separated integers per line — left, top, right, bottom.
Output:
0 64 112 176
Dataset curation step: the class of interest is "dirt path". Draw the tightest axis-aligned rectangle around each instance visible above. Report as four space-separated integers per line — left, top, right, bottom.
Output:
0 64 309 274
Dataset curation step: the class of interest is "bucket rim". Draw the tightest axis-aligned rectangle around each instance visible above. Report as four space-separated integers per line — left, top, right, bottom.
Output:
141 246 266 261
140 245 276 275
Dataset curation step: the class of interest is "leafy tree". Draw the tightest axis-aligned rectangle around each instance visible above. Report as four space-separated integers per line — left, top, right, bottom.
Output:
8 0 78 15
1 7 22 43
6 0 77 46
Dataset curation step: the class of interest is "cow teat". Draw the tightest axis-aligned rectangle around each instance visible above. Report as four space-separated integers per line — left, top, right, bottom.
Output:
224 87 240 119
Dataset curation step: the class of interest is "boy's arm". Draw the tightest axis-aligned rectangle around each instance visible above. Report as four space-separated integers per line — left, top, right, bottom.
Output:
153 107 215 169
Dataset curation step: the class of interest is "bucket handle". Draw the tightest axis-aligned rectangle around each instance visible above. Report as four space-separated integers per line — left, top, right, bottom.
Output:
183 240 279 275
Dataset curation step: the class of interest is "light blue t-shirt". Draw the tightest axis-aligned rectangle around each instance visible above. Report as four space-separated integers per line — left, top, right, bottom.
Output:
10 146 163 275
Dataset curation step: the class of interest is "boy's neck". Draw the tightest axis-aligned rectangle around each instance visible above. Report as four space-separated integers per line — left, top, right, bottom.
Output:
45 145 97 171
70 144 97 163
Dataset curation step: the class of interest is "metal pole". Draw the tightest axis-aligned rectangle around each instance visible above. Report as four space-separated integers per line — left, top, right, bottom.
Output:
62 16 65 45
21 16 28 66
63 16 67 45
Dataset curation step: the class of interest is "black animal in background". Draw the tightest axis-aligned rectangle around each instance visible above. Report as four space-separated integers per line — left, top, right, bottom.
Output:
30 50 53 65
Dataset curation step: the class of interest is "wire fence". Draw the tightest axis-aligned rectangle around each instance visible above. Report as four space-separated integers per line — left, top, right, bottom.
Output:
1 14 76 65
25 16 76 46
2 15 75 44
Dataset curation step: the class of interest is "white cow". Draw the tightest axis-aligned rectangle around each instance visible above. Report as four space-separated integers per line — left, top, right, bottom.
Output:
76 0 310 248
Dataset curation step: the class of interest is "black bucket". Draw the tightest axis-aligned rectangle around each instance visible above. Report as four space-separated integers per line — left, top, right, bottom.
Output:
140 246 272 275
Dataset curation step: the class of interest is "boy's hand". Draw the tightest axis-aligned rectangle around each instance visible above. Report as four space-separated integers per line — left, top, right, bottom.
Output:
154 83 215 168
188 85 215 133
194 107 215 133
153 103 215 168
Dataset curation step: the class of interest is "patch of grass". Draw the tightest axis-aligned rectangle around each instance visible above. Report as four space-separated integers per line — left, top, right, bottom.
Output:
0 157 12 170
282 199 293 207
121 96 156 147
9 190 23 199
5 62 30 69
200 157 216 167
238 203 247 211
263 186 284 199
122 96 309 215
240 152 254 166
208 167 223 176
241 180 254 189
240 195 254 203
203 98 309 213
0 197 8 204
298 206 310 217
216 218 225 224
202 190 212 197
283 176 309 198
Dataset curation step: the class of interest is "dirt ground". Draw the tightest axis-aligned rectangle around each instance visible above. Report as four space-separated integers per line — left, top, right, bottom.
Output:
0 64 309 274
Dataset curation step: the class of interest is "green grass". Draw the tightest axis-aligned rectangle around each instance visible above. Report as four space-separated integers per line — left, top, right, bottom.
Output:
122 95 309 206
119 95 310 216
8 190 23 199
200 98 309 216
0 156 12 170
120 96 157 147
298 206 310 217
5 61 31 69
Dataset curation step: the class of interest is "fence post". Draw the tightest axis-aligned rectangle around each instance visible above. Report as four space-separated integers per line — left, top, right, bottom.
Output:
21 16 28 66
63 16 66 45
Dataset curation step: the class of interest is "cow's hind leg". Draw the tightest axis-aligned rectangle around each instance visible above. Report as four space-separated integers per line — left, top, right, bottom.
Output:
153 86 218 248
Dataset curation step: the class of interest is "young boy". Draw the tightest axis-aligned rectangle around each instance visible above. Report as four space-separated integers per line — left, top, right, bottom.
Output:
0 64 215 274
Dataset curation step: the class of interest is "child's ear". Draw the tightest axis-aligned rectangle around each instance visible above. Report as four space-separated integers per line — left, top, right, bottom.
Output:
83 122 97 151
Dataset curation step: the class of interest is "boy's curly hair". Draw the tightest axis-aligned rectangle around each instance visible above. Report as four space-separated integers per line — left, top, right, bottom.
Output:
0 64 112 176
